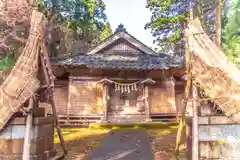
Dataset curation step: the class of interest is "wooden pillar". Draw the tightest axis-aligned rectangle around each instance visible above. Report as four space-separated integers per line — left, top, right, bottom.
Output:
102 83 108 123
22 97 34 160
170 77 177 113
144 84 151 121
192 85 199 160
67 77 72 125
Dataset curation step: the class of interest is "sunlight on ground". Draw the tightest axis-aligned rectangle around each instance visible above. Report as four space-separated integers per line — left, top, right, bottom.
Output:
54 128 110 144
54 123 183 159
147 124 178 136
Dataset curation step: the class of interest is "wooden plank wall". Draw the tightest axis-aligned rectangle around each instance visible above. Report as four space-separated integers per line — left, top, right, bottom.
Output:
40 86 69 115
150 82 176 114
109 84 145 114
54 86 69 115
68 80 103 115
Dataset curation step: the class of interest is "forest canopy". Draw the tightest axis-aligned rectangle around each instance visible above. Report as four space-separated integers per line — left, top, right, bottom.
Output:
146 0 240 65
0 0 112 70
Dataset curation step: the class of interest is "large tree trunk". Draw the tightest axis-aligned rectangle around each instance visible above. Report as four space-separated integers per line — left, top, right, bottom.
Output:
215 0 222 47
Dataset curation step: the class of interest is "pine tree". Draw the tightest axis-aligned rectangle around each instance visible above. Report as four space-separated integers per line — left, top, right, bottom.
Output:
222 0 240 63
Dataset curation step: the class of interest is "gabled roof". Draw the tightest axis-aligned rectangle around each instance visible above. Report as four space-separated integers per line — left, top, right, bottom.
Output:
52 24 184 70
86 24 157 55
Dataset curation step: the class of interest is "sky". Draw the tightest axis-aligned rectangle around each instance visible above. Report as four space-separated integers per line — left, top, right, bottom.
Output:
102 0 156 49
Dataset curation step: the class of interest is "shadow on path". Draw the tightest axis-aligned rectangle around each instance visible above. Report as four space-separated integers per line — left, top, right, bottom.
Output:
88 129 153 160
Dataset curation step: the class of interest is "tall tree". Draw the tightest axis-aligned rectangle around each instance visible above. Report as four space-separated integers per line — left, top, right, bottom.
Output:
0 0 112 82
222 0 240 63
145 0 195 55
215 0 222 46
145 0 222 55
0 0 33 82
38 0 112 56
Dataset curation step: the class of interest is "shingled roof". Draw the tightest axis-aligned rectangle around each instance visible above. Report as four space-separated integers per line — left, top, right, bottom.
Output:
52 24 184 70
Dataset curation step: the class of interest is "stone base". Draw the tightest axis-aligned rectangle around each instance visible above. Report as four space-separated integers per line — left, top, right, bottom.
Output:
0 116 55 160
0 149 56 160
144 118 152 123
107 115 148 124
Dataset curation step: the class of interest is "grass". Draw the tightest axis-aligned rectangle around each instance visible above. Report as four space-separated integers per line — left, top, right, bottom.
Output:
54 128 110 144
147 124 178 136
89 121 179 130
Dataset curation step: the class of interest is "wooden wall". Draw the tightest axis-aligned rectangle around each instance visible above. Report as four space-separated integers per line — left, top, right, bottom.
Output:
68 80 103 115
53 86 69 115
40 85 69 115
49 66 186 117
109 84 145 114
150 81 176 114
175 83 185 115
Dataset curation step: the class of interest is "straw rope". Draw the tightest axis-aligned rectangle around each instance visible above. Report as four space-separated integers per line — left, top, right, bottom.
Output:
0 10 43 130
187 18 240 122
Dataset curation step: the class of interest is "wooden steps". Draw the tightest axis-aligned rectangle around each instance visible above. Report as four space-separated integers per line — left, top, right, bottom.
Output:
108 114 148 124
49 113 179 126
48 114 102 126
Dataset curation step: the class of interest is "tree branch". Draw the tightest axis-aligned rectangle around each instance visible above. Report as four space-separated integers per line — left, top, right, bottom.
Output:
9 33 27 43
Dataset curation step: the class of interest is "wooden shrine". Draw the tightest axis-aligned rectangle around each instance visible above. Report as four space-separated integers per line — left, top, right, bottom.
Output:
50 24 186 124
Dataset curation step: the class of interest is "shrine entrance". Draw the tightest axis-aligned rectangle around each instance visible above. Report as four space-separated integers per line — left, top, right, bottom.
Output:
109 82 145 115
96 78 156 123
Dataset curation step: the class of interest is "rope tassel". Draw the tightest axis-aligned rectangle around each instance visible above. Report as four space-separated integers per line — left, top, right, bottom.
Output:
134 83 137 91
121 85 124 93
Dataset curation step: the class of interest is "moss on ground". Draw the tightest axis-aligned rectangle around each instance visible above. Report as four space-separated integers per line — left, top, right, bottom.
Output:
89 121 179 130
54 122 180 159
54 128 109 144
54 122 179 143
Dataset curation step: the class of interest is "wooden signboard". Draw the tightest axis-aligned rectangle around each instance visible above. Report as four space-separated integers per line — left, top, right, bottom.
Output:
198 124 240 159
199 124 240 141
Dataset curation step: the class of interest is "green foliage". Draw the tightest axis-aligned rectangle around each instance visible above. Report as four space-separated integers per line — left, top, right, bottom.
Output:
100 23 112 40
0 55 14 70
39 0 108 37
89 122 179 130
222 0 240 64
145 0 191 54
38 0 112 56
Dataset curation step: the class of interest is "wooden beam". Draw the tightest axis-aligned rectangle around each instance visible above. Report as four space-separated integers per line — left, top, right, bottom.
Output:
198 116 237 124
70 76 161 83
22 97 34 160
170 77 177 114
70 76 144 81
96 78 114 84
40 44 68 156
192 85 199 160
67 78 72 125
140 78 156 84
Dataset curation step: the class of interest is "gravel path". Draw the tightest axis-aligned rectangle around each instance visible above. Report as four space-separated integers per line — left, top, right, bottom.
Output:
87 129 153 160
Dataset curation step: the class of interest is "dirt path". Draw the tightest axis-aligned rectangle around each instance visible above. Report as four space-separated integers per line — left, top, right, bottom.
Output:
87 129 153 160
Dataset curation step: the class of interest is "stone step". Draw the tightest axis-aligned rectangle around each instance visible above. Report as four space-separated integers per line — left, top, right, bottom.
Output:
108 115 148 124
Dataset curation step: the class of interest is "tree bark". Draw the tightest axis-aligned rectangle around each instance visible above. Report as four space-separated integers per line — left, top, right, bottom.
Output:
215 0 222 47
